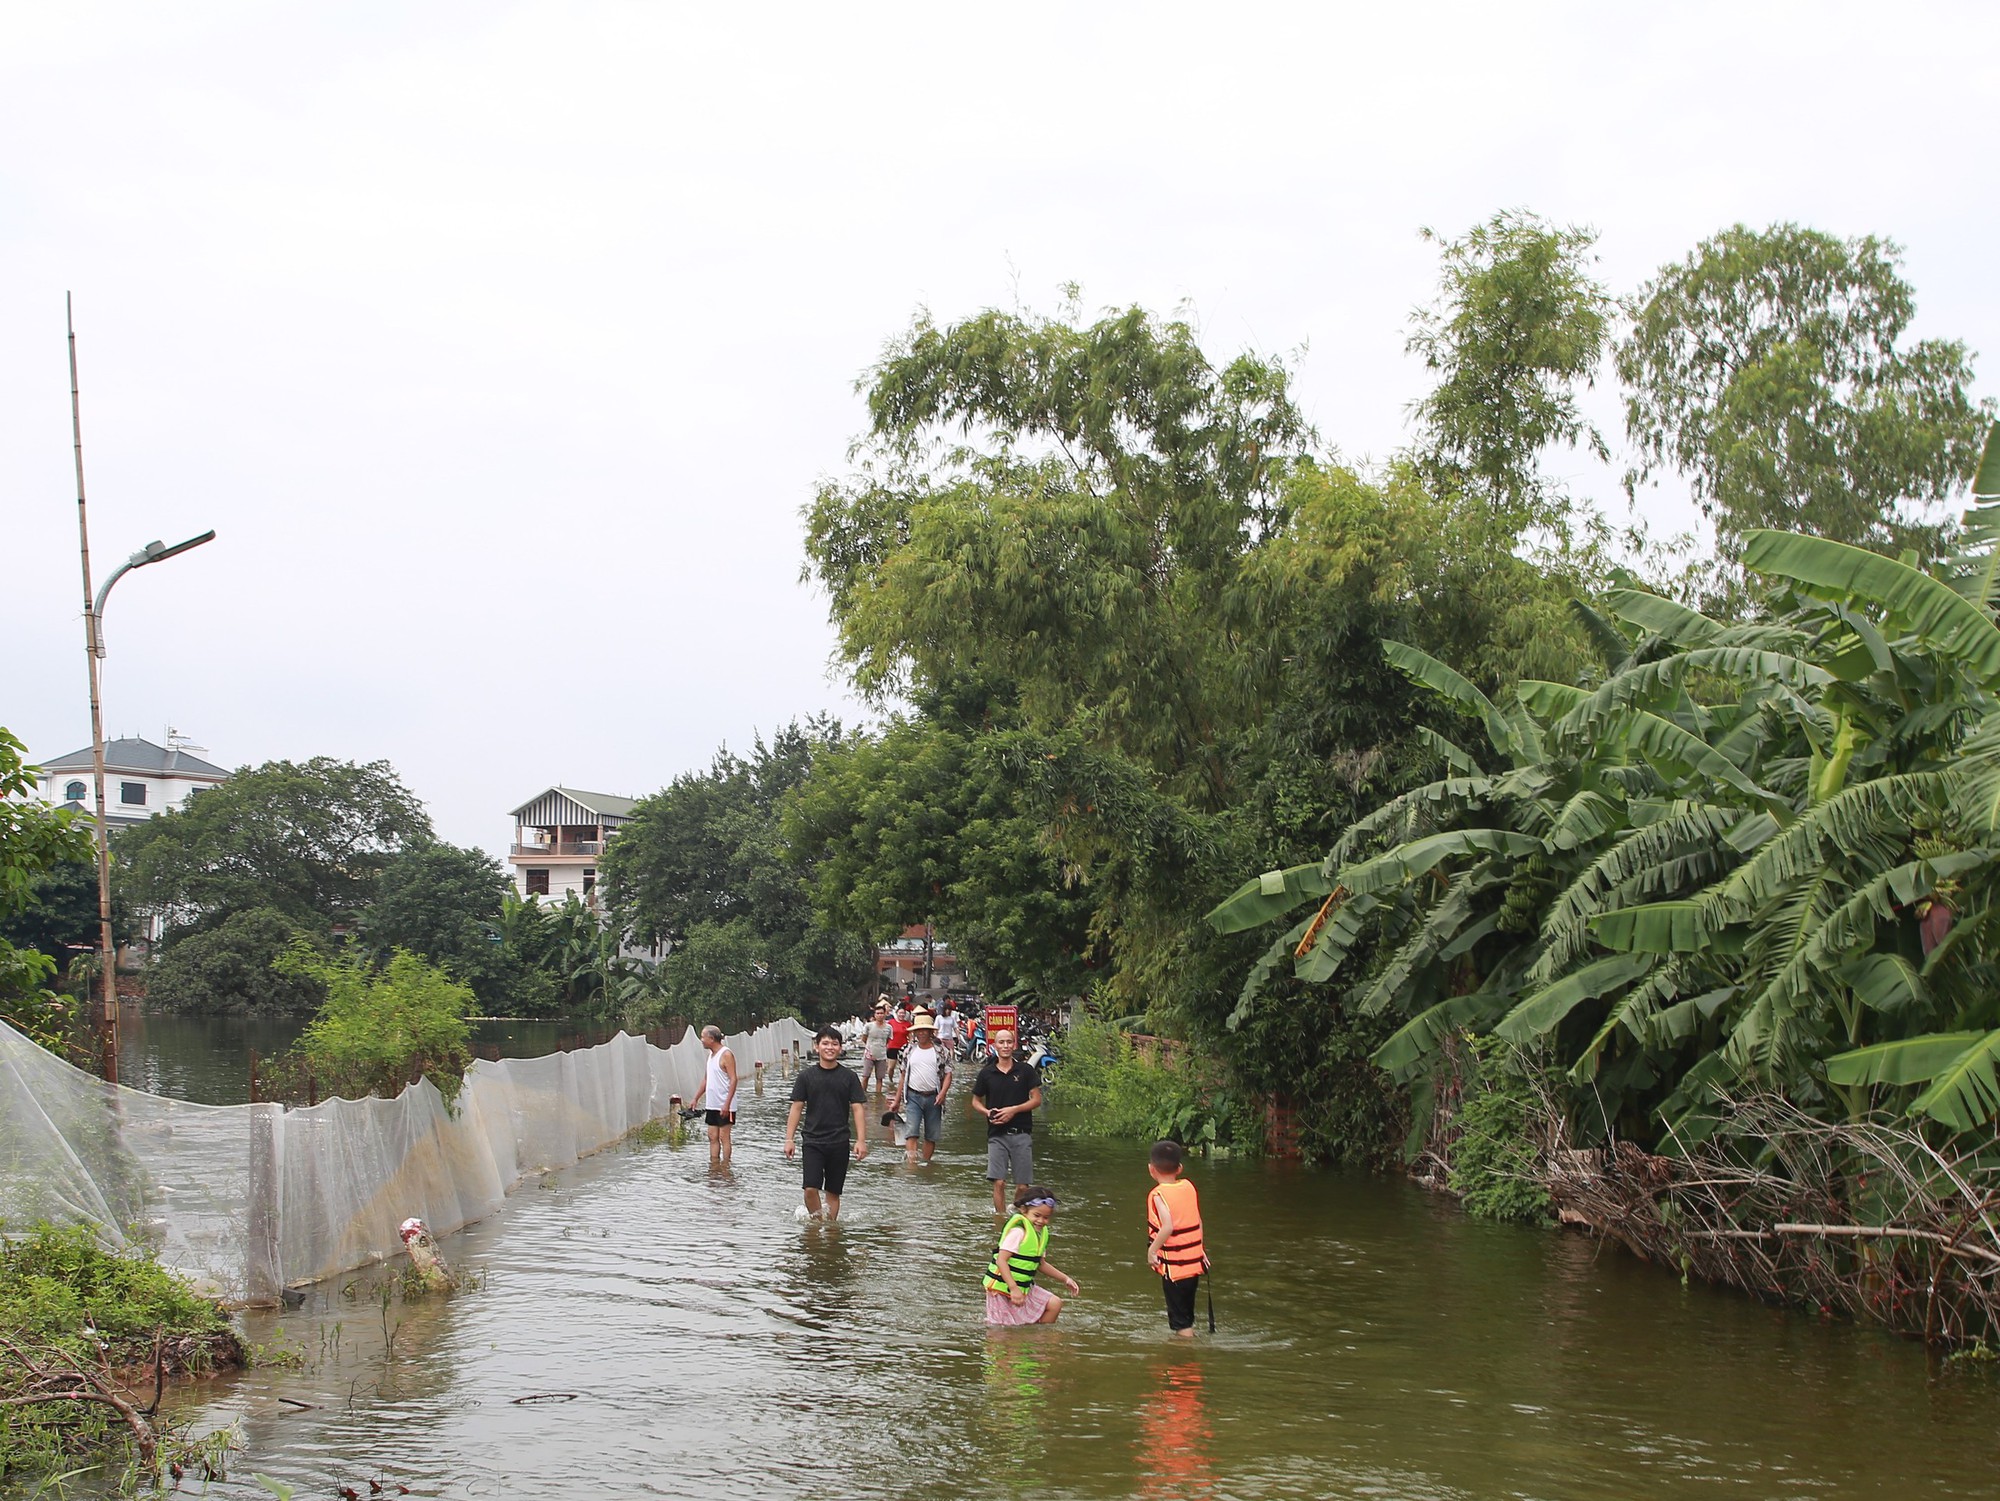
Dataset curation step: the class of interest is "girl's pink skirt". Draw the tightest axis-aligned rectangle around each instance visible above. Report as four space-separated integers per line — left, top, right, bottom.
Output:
985 1285 1056 1325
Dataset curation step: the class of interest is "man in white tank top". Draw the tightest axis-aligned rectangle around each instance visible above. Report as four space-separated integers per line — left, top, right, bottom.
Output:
691 1025 739 1164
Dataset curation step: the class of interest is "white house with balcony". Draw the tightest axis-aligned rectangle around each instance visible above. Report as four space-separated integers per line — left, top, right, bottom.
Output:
507 786 639 908
36 733 230 829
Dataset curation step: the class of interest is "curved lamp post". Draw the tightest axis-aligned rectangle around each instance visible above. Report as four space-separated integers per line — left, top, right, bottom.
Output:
78 532 216 1082
69 294 218 1082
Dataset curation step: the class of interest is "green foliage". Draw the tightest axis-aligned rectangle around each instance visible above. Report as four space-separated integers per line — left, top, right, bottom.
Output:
275 944 474 1104
1049 1009 1259 1152
1407 209 1613 536
782 684 1100 1002
1213 421 2000 1152
799 293 1603 1149
0 730 97 1053
603 721 876 1026
363 840 513 1009
143 907 329 1015
1618 223 1992 559
1447 1038 1554 1223
115 757 430 938
0 1223 242 1479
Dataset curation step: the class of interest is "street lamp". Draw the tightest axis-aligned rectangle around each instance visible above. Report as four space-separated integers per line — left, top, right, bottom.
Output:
68 296 217 1083
78 532 216 1084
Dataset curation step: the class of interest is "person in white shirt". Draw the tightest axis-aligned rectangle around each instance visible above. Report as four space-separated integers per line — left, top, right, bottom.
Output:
891 1011 953 1166
935 1001 962 1056
688 1025 739 1164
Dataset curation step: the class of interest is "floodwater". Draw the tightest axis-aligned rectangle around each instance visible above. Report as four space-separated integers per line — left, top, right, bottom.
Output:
135 1065 1998 1500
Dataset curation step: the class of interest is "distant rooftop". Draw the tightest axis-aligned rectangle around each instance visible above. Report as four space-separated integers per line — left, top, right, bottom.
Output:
39 736 229 780
510 786 640 821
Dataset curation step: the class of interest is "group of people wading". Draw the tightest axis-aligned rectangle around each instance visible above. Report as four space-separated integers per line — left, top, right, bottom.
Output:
686 1013 1211 1336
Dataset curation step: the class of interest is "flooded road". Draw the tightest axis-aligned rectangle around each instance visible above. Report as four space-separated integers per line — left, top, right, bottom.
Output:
168 1069 1997 1500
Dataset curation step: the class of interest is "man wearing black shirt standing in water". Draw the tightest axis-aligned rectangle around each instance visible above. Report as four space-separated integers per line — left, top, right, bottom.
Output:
783 1025 870 1220
972 1028 1044 1212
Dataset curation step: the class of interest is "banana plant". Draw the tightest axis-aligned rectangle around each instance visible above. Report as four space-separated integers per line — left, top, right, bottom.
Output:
1210 424 2000 1142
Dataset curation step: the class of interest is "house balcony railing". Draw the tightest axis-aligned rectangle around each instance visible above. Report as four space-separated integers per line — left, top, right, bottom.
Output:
511 840 603 858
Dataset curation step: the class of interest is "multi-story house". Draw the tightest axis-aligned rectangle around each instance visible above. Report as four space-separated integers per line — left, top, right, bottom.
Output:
506 786 639 908
36 732 230 829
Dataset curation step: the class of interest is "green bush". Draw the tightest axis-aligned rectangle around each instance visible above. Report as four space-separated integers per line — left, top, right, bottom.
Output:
0 1223 243 1480
273 943 474 1104
1051 1009 1260 1152
1446 1036 1553 1224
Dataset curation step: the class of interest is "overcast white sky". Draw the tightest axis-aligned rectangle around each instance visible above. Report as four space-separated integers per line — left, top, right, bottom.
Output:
4 2 1995 858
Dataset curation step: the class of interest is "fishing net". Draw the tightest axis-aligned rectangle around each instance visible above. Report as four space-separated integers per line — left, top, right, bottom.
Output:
0 1018 812 1303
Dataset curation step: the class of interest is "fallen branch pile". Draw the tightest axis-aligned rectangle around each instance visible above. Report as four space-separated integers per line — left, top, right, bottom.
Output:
1540 1094 2000 1346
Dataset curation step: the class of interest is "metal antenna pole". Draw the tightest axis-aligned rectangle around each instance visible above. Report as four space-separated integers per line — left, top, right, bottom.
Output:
69 293 120 1084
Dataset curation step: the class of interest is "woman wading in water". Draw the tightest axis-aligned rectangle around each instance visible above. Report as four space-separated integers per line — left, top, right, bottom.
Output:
983 1186 1079 1325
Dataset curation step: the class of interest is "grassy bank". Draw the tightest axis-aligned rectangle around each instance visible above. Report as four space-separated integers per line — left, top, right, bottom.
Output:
0 1224 245 1485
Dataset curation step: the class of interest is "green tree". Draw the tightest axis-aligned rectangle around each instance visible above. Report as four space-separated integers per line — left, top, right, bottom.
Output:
805 300 1309 804
363 841 512 1008
783 682 1100 1001
1618 223 1991 558
0 730 97 1052
1406 210 1613 536
276 943 474 1104
0 859 100 971
114 757 430 938
603 722 876 1024
143 907 328 1015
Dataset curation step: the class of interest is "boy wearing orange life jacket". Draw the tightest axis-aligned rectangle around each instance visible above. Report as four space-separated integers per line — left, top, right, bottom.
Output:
1145 1139 1210 1338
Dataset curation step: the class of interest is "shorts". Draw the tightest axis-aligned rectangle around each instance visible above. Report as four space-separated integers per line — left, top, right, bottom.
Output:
861 1056 889 1087
801 1141 852 1196
703 1109 734 1128
902 1090 942 1142
1162 1273 1200 1331
888 1046 904 1061
986 1132 1033 1184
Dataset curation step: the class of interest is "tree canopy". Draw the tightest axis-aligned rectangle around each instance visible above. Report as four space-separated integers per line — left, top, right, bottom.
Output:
602 721 876 1026
1619 223 1991 558
115 757 431 937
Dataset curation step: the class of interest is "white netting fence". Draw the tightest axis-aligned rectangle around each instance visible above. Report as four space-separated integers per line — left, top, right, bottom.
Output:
0 1018 813 1304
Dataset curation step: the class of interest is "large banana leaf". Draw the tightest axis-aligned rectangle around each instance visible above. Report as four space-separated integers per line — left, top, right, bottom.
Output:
1742 530 2000 684
1551 650 1831 745
1590 901 1709 953
1339 829 1544 898
1371 988 1509 1081
1909 1032 2000 1130
1206 862 1332 933
1604 588 1724 647
1493 953 1656 1045
1383 640 1528 763
1623 710 1775 806
1826 1030 2000 1131
1949 423 2000 607
1223 911 1317 1030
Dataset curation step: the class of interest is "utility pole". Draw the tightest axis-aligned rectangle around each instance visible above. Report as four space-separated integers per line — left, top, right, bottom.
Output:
69 294 119 1084
66 297 216 1083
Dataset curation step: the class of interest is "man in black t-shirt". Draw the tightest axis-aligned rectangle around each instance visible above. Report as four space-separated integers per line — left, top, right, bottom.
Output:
784 1025 870 1220
971 1027 1044 1213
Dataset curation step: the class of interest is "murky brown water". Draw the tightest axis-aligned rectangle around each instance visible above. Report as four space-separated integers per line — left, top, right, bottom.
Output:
126 1067 2000 1501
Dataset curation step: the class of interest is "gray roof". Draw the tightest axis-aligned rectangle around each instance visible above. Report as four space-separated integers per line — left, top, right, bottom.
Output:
39 736 229 779
509 786 640 821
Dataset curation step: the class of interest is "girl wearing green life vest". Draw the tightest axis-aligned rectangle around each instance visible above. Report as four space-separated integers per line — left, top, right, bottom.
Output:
983 1185 1080 1325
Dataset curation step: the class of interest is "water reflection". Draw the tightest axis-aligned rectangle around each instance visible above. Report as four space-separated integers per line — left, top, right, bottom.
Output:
1135 1356 1213 1499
